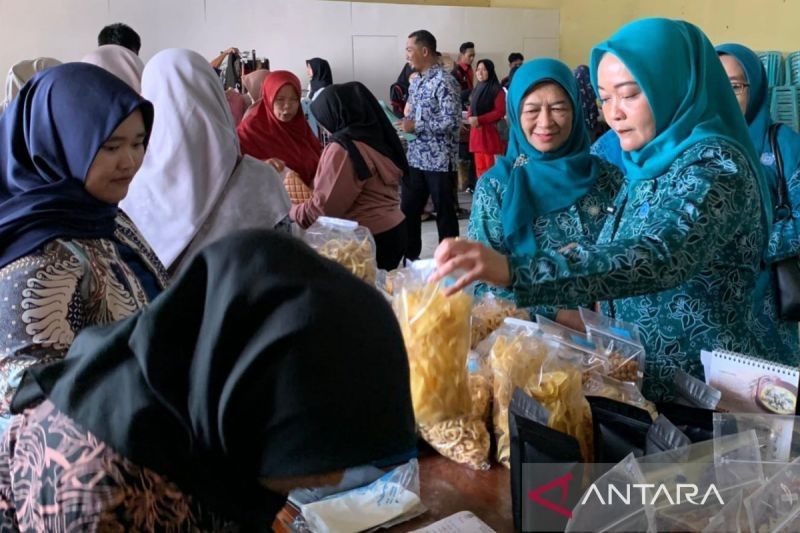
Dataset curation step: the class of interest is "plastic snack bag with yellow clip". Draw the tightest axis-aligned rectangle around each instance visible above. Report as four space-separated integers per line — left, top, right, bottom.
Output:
304 216 378 285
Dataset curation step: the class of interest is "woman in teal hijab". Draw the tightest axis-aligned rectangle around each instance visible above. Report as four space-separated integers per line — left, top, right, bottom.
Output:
435 19 770 401
717 43 800 363
465 58 623 326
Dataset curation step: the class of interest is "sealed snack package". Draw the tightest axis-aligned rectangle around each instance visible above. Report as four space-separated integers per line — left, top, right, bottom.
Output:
488 317 554 466
393 260 472 425
588 396 652 463
583 372 658 420
304 216 378 285
470 293 529 348
744 457 800 533
418 353 492 471
713 413 800 479
645 415 691 455
536 315 609 381
578 307 645 387
298 459 425 533
510 388 583 531
674 369 722 410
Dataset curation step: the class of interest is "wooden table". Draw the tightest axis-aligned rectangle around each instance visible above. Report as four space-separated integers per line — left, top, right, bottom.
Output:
390 453 514 532
273 452 514 532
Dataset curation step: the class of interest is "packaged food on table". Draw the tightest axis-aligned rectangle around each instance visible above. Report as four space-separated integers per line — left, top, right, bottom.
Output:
489 318 593 467
578 307 646 387
304 216 377 285
583 372 658 420
587 395 652 463
535 315 609 383
645 414 691 455
470 293 529 348
418 351 492 471
393 260 472 425
713 412 800 479
674 369 722 410
744 457 800 533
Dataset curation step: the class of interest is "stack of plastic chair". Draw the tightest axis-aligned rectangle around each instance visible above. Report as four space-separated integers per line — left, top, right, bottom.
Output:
785 51 800 86
758 51 785 87
770 86 800 131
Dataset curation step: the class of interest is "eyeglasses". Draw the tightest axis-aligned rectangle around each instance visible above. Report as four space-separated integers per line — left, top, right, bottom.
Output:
731 82 750 96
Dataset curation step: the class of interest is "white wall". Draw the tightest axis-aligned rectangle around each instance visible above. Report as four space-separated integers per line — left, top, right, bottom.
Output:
0 0 558 101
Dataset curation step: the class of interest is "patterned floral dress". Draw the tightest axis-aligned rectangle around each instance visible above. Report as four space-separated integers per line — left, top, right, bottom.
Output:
468 158 624 321
0 213 168 427
505 139 769 401
0 399 236 531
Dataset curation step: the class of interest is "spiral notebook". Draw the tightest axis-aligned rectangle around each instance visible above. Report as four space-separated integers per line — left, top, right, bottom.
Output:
701 349 799 414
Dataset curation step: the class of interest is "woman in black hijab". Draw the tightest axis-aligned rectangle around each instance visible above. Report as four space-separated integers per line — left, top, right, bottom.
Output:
467 58 507 178
306 57 333 100
291 82 409 269
1 229 416 531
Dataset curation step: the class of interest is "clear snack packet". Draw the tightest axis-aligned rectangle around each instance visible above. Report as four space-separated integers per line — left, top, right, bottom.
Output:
713 413 800 479
418 351 492 471
393 260 472 425
304 216 378 285
744 456 800 533
536 315 610 381
470 293 529 349
584 372 658 420
578 307 646 387
297 459 425 533
487 317 552 467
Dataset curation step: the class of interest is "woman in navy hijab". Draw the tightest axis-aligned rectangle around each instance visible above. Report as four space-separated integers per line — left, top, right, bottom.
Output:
0 63 168 428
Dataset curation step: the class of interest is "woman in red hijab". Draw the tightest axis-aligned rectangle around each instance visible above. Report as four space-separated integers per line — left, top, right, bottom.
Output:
237 71 321 186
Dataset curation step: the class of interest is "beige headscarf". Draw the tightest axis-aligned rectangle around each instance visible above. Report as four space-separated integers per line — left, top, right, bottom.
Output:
82 44 144 92
242 69 271 117
0 57 61 113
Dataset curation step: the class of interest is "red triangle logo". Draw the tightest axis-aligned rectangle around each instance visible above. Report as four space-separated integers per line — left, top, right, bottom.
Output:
527 471 574 519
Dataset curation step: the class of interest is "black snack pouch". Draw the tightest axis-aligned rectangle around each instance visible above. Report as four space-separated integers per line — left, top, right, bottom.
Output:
673 369 721 410
645 414 691 455
655 402 714 443
588 395 651 463
510 388 583 532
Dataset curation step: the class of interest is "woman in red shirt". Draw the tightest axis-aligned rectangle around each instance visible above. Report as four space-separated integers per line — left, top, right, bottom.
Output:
467 59 507 178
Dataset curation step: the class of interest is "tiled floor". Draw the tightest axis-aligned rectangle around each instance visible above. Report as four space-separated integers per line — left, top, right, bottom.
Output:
419 191 472 259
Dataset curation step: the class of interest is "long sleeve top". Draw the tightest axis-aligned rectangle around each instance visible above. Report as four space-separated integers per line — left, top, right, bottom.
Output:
291 141 405 236
501 138 768 401
468 90 507 155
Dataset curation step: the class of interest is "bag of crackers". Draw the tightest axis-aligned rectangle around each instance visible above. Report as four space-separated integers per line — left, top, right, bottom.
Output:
578 307 645 388
470 293 529 349
304 217 378 285
393 260 491 470
488 317 593 467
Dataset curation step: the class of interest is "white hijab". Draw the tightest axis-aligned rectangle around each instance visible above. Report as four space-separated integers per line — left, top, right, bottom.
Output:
1 57 61 113
81 44 144 92
122 48 289 270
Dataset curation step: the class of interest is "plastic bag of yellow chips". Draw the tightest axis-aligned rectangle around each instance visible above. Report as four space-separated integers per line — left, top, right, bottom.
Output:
393 260 472 426
470 293 529 349
304 216 378 285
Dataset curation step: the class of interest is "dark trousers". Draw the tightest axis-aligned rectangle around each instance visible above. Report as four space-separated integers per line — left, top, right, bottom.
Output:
373 220 407 271
401 166 460 260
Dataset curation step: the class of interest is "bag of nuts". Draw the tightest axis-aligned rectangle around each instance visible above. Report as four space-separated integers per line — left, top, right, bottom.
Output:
578 307 645 388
